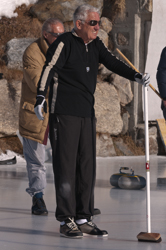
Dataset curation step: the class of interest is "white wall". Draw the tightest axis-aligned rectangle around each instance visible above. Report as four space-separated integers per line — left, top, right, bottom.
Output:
145 0 166 120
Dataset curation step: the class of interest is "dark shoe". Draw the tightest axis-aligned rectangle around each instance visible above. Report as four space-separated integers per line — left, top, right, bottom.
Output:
32 196 48 215
60 218 83 239
94 208 101 215
0 156 16 165
77 220 108 237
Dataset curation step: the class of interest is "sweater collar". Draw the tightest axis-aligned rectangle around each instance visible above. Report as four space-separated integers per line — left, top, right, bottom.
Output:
72 29 93 45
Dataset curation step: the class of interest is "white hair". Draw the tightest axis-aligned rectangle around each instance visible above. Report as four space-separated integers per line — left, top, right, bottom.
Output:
42 18 64 34
73 4 100 29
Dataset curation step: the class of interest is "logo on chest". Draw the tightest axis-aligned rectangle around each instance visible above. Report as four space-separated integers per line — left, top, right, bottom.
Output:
86 67 90 72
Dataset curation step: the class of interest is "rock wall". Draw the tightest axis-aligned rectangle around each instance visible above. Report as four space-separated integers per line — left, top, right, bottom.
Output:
104 0 153 137
0 79 21 137
29 0 103 22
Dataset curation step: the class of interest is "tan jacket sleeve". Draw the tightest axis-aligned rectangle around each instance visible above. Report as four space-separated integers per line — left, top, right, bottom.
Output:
23 44 46 93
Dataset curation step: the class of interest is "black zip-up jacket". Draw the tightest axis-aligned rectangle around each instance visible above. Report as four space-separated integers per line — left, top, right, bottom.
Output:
37 30 137 117
157 47 166 101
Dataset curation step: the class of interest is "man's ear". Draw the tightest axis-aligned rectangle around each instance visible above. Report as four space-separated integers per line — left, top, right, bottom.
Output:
43 31 48 39
76 20 82 30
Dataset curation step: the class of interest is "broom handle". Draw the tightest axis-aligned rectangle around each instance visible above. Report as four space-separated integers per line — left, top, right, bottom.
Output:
144 86 151 233
116 48 151 233
116 48 162 100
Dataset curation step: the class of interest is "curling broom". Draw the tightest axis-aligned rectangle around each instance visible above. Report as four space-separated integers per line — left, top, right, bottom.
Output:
116 48 162 243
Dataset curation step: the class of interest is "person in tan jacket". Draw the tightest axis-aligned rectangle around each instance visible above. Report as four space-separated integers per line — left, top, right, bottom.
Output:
19 18 64 215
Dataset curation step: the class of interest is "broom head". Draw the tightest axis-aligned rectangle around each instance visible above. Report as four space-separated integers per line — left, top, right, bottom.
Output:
137 232 161 242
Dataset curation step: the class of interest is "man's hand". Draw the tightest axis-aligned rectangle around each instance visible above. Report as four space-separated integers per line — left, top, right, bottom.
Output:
135 73 150 87
34 95 47 120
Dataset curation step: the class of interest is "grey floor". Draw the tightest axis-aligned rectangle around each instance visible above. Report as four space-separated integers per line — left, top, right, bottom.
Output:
0 155 166 250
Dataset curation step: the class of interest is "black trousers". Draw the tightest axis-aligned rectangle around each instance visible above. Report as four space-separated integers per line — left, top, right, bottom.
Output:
49 114 96 222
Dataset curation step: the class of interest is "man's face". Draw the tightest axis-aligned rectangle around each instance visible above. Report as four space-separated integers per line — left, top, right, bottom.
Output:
78 12 100 43
43 22 64 45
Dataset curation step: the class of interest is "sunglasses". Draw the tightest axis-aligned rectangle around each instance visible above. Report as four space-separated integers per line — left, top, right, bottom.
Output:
48 32 64 37
81 20 101 26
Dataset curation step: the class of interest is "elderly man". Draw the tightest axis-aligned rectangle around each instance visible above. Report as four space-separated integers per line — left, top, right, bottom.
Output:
19 18 64 215
34 4 150 238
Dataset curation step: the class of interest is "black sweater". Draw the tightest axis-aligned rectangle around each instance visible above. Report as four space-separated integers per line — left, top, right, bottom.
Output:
157 47 166 100
37 30 137 117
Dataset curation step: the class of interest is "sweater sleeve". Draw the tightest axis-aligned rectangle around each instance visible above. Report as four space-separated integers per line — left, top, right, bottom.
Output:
156 47 166 100
37 37 69 97
98 38 137 81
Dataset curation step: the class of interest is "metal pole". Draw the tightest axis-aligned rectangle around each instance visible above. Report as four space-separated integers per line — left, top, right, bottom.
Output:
144 85 151 233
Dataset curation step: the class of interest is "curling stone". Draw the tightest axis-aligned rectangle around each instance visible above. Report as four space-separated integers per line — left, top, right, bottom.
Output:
110 167 146 190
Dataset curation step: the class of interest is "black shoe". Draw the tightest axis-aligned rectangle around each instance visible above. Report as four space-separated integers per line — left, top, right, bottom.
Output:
94 208 101 215
60 218 83 239
77 220 108 237
0 156 16 165
32 196 48 215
